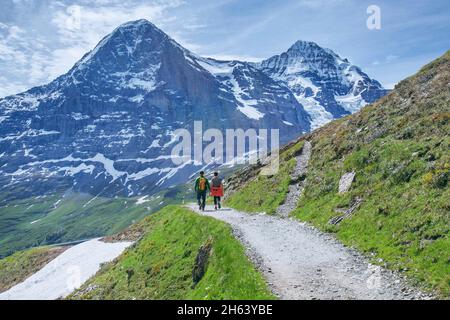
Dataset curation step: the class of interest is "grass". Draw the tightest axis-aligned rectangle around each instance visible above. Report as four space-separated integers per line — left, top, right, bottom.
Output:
294 138 450 296
0 245 66 293
226 141 304 214
226 52 450 297
0 171 211 259
68 206 274 300
0 192 168 258
293 53 450 296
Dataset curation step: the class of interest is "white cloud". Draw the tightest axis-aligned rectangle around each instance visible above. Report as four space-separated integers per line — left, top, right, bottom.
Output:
371 54 400 67
384 82 398 90
205 54 262 63
0 0 185 98
0 23 46 95
297 0 345 8
48 0 184 72
202 0 339 53
386 54 399 63
0 76 27 98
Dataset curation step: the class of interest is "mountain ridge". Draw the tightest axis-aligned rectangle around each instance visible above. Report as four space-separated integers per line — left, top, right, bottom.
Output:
0 19 387 200
257 39 389 128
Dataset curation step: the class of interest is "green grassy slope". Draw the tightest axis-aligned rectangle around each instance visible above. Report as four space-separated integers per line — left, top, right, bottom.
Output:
0 192 167 258
226 141 305 214
227 52 450 296
69 206 274 300
0 146 244 259
0 245 66 292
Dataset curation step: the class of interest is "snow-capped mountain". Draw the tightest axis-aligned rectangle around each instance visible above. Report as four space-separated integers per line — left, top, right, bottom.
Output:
257 40 389 129
0 20 387 199
0 20 309 199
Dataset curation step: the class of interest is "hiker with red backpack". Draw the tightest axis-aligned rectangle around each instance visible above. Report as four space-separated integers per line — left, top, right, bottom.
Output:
210 172 224 210
195 171 210 211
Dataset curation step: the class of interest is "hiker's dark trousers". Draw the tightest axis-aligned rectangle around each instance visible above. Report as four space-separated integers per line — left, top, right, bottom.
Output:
214 196 221 205
197 190 207 208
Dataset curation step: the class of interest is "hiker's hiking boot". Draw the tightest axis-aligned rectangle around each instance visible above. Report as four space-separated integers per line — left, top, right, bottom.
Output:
218 203 221 209
214 205 218 210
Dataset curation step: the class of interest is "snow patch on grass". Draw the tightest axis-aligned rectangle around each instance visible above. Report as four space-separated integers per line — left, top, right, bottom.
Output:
0 239 132 300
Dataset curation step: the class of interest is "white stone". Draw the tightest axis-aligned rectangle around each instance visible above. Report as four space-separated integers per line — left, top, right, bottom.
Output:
339 172 355 194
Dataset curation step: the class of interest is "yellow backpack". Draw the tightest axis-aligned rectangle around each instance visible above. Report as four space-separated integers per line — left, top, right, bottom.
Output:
198 177 207 191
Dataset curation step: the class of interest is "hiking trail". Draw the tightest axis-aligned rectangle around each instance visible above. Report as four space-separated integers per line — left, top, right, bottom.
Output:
276 141 312 218
187 140 430 299
189 204 429 300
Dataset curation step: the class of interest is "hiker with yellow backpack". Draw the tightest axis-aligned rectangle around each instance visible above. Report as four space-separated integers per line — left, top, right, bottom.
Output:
195 171 210 211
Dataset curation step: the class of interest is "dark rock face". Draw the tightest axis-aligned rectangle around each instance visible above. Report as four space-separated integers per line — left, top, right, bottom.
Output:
192 238 213 287
0 20 387 200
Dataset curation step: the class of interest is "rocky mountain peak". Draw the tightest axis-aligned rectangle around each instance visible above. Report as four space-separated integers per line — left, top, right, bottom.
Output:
70 19 172 74
287 40 324 55
256 40 388 128
0 20 387 202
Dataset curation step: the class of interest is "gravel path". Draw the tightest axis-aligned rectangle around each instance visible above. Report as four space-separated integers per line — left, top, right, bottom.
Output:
189 204 429 300
276 141 312 217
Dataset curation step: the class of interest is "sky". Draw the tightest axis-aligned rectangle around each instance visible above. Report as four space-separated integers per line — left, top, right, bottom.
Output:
0 0 449 98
